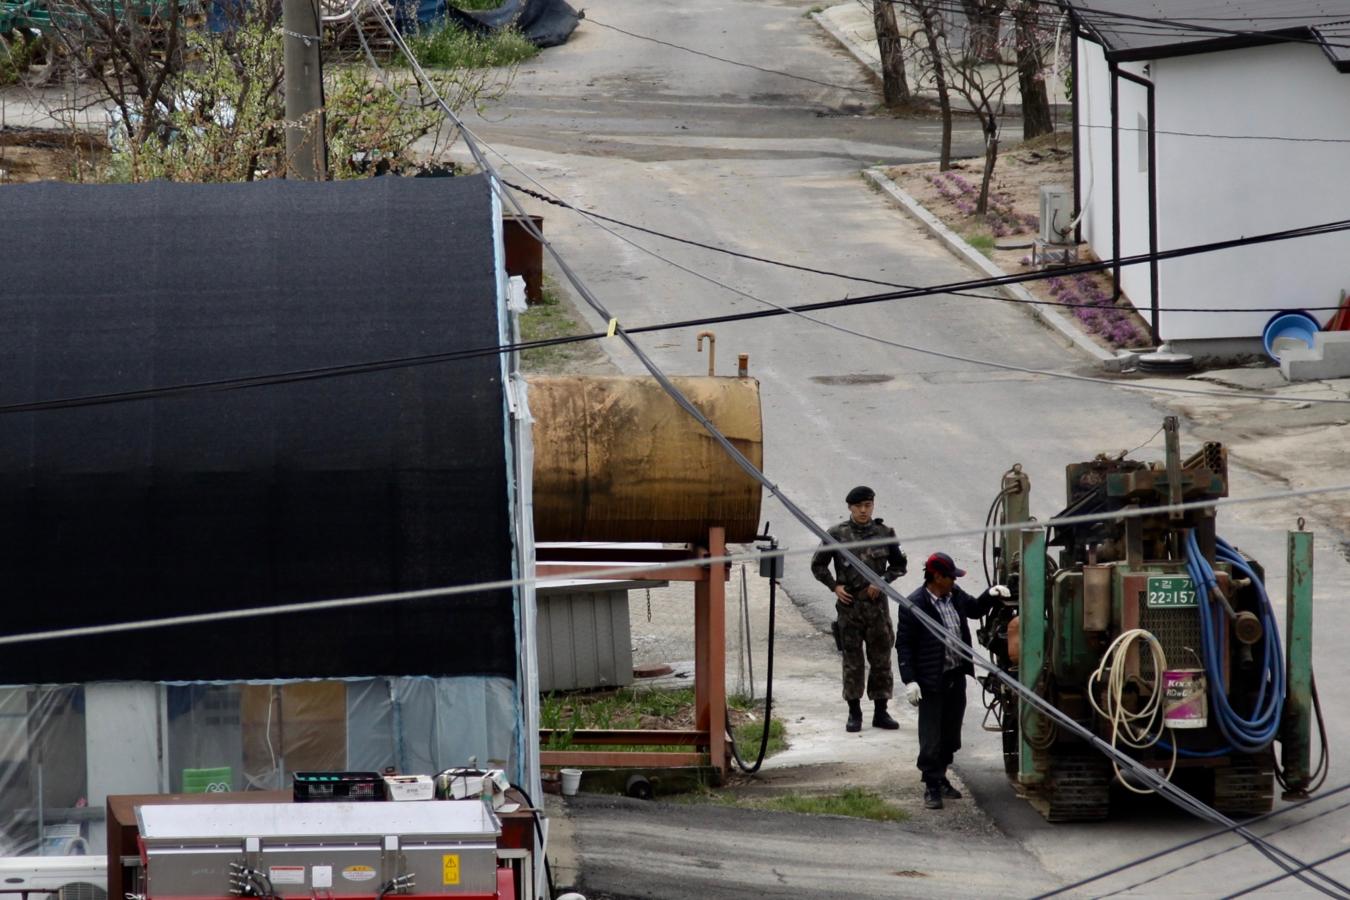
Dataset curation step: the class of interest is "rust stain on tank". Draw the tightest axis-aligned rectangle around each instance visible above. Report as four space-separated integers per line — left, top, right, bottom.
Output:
528 375 764 543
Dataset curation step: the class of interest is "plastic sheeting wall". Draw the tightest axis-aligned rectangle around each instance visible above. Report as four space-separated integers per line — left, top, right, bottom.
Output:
0 175 515 684
0 677 515 857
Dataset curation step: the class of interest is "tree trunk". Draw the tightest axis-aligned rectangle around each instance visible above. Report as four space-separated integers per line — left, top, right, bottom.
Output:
976 132 998 215
920 3 952 169
873 0 910 108
1015 2 1053 138
960 0 1005 63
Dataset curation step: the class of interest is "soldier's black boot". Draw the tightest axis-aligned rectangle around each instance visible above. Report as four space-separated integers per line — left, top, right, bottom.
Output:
872 699 900 730
846 699 863 733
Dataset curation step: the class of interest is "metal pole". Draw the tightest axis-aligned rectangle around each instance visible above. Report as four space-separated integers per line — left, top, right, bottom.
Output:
1283 526 1314 796
284 0 326 180
1019 528 1046 785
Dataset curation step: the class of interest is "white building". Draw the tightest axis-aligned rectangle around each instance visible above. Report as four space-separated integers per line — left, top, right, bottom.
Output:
1064 1 1350 358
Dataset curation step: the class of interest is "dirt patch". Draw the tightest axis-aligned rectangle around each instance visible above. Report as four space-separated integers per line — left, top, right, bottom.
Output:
0 128 105 183
884 133 1153 351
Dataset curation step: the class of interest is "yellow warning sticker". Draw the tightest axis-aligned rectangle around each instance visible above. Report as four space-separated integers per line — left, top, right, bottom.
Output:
441 854 461 886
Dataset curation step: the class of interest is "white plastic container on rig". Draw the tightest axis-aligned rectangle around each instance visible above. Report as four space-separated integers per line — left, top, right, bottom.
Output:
1065 1 1350 359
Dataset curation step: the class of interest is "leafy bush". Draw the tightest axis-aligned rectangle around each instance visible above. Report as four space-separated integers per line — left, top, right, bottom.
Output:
401 20 536 70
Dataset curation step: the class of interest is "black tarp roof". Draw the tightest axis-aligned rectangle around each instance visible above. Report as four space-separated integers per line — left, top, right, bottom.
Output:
1062 1 1350 71
0 174 518 684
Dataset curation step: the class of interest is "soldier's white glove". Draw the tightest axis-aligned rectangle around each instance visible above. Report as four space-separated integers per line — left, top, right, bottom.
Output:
990 585 1011 599
905 682 922 707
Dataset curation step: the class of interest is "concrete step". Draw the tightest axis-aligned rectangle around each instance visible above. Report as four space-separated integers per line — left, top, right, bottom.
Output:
1281 331 1350 381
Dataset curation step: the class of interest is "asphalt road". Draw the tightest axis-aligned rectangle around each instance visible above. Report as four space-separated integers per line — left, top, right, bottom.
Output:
457 1 1350 896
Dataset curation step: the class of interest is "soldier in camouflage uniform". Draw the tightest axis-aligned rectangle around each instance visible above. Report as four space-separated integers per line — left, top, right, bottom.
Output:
810 485 908 732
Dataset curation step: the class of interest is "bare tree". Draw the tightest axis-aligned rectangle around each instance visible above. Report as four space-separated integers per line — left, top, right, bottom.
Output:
909 0 952 169
20 0 517 182
897 0 1020 213
872 0 910 108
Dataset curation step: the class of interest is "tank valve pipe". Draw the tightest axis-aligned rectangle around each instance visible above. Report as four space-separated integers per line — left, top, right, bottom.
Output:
697 331 716 376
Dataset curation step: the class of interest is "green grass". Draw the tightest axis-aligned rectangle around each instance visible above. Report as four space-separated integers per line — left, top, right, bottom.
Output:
734 712 788 761
451 0 506 8
675 785 908 822
760 787 908 822
401 20 537 69
540 687 786 760
518 281 588 370
964 231 996 254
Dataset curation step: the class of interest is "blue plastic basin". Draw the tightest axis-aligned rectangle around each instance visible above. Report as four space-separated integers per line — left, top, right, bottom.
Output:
1262 311 1321 362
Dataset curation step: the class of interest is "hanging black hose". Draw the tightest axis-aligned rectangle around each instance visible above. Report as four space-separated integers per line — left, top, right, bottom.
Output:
727 567 779 775
511 785 557 899
1276 674 1332 795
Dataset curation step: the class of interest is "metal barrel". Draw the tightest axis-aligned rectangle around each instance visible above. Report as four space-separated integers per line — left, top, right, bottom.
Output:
529 375 764 543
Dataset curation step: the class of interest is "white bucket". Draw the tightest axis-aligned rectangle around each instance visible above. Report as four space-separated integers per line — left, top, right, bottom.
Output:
1163 669 1207 729
560 768 583 796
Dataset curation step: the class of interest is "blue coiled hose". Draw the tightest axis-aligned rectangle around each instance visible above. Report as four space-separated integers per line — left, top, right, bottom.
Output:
1182 530 1285 754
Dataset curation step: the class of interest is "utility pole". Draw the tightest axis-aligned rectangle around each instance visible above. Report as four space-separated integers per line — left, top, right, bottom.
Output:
284 0 326 180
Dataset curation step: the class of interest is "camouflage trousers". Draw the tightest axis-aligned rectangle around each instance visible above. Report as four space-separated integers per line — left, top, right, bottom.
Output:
837 594 895 701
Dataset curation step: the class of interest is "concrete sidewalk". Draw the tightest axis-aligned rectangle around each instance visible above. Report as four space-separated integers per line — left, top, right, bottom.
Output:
814 1 1072 115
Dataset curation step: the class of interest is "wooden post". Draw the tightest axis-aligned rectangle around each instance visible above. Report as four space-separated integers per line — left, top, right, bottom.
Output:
693 528 728 775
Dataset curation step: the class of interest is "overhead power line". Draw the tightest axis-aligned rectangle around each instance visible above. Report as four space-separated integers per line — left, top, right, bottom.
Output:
502 177 1350 310
1037 782 1350 898
894 0 1350 54
6 480 1350 646
585 17 881 96
5 209 1350 416
359 16 1350 893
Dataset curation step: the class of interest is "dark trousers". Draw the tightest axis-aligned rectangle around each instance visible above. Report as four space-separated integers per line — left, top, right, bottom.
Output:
917 670 967 784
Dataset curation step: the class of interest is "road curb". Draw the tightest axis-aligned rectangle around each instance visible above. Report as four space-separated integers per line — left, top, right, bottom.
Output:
811 10 881 80
863 167 1123 371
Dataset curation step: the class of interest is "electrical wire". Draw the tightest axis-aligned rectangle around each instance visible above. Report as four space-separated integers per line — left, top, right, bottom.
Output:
1223 846 1350 900
1085 629 1177 794
584 17 881 96
1034 781 1350 898
503 175 1350 312
402 53 1350 882
726 569 778 775
9 201 1350 415
895 0 1350 54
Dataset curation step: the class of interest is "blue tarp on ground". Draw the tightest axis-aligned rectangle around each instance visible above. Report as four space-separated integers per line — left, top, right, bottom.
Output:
410 0 580 48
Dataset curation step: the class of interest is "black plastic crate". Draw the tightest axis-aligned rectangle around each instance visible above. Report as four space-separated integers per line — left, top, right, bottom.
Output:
292 771 385 802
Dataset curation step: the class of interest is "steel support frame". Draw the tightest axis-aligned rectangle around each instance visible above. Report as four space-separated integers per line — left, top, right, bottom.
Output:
535 527 729 777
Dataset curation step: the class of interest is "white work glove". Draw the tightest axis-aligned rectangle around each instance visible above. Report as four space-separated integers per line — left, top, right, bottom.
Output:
905 682 922 707
989 585 1011 599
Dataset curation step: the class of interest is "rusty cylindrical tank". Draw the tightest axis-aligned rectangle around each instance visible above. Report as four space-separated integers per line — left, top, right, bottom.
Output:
529 376 763 544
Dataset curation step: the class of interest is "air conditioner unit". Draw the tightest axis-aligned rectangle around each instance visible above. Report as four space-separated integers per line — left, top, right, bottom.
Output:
0 855 107 900
1038 184 1074 245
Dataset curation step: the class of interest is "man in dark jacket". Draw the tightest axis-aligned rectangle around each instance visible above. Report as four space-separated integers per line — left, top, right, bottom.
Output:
811 485 907 733
896 552 1008 809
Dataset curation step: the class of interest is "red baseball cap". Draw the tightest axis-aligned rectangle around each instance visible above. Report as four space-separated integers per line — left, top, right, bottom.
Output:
925 552 966 578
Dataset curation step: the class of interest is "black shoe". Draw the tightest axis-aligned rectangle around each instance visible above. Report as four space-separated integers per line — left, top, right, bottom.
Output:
846 701 863 733
923 784 944 810
872 707 900 730
939 778 962 800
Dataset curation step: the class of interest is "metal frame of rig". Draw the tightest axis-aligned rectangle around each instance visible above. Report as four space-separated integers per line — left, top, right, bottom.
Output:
979 417 1321 822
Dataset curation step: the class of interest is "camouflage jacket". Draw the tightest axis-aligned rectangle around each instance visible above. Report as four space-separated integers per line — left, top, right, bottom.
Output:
810 518 907 595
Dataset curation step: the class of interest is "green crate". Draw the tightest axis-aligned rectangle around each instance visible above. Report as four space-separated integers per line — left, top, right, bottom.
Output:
182 766 233 793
